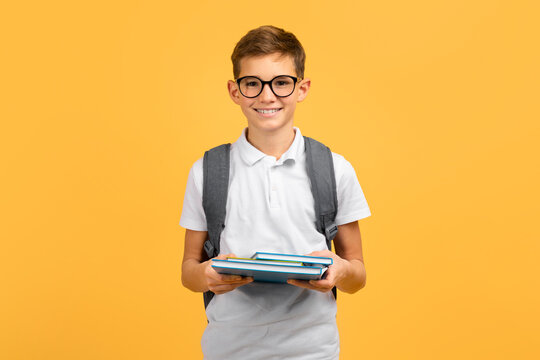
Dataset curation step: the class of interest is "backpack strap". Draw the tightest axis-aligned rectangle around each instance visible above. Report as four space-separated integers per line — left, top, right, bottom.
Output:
202 143 231 309
304 136 339 300
304 137 339 247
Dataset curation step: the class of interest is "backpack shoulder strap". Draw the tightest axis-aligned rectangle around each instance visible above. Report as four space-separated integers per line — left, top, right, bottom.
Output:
202 143 231 309
304 136 339 300
202 143 231 259
304 136 339 249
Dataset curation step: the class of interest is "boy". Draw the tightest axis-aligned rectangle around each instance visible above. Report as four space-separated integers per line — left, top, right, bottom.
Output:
180 25 371 359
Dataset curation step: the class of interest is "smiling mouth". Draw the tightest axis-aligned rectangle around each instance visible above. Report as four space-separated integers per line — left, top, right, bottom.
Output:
255 108 282 114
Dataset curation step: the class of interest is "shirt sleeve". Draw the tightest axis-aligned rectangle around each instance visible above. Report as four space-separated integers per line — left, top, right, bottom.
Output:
179 158 208 231
332 153 371 225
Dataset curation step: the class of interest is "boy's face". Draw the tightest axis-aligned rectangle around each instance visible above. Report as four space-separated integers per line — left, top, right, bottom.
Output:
228 53 310 134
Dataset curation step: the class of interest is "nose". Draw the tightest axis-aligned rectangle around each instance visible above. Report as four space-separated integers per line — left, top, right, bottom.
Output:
259 82 276 102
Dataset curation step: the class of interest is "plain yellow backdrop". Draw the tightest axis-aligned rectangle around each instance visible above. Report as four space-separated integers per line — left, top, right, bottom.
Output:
1 0 539 359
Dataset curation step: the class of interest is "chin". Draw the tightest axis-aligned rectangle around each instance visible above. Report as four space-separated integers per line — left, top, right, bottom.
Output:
249 118 292 133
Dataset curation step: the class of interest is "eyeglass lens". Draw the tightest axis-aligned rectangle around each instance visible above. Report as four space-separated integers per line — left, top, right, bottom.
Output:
238 76 296 98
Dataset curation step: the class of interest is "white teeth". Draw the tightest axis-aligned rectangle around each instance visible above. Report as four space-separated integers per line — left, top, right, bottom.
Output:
256 109 279 114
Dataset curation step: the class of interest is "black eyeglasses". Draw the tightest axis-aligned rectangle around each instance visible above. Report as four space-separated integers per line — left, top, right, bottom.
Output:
236 75 299 98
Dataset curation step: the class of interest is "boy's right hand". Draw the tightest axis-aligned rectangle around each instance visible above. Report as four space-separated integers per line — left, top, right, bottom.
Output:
204 253 253 295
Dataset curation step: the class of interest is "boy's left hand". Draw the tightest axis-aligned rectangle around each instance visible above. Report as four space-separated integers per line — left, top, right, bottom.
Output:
287 250 348 293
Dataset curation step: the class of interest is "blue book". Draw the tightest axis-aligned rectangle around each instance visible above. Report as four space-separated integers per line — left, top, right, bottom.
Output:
212 259 328 283
251 252 333 267
226 257 304 266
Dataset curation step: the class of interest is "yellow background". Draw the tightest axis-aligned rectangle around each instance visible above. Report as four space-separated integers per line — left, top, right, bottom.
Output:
1 0 539 359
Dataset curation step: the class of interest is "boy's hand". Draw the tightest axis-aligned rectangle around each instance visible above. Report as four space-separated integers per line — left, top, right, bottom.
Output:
205 253 253 295
287 250 347 293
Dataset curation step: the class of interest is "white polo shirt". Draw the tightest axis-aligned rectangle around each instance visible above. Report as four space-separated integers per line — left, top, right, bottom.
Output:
180 127 371 360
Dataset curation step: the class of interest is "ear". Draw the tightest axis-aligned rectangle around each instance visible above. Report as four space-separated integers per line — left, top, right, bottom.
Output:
228 80 242 105
296 78 311 103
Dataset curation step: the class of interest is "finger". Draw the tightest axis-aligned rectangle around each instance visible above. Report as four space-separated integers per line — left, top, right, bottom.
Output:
214 253 237 261
223 276 253 284
211 275 253 286
218 274 244 282
287 279 319 291
206 268 239 283
307 250 331 257
309 279 334 290
211 278 253 293
319 269 335 284
287 277 333 292
210 284 237 294
217 276 252 284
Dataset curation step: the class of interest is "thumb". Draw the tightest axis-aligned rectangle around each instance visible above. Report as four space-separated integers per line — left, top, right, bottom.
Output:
307 250 327 257
215 253 236 260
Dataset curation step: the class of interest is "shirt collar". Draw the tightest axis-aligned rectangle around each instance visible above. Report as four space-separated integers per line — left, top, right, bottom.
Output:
236 127 304 166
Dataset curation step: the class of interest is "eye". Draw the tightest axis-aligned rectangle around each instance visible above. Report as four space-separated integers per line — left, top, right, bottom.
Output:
246 81 258 87
273 77 293 87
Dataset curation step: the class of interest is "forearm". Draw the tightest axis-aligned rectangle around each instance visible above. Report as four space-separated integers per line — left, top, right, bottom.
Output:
181 258 210 293
336 259 366 294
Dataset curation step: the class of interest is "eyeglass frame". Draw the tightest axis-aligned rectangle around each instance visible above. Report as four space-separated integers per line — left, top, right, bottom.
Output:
235 75 301 98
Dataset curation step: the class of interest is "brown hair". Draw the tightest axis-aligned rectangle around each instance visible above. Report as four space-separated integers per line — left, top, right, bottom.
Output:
231 25 306 79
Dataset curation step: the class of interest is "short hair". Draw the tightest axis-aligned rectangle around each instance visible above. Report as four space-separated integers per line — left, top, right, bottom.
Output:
231 25 306 79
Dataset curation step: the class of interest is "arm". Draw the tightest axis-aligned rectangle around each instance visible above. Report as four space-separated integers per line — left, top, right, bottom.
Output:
287 221 366 294
181 229 253 294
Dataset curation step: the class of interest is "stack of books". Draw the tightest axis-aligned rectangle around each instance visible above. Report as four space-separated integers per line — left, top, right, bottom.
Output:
212 252 333 283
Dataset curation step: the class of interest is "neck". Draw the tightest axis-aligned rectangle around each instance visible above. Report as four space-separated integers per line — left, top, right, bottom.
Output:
246 125 296 160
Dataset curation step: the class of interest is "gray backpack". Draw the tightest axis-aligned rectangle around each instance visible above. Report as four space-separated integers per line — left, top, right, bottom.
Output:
202 136 338 309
